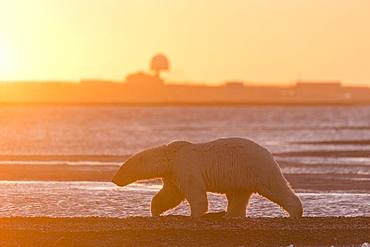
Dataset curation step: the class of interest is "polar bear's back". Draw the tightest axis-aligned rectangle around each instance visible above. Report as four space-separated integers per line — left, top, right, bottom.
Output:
176 138 283 193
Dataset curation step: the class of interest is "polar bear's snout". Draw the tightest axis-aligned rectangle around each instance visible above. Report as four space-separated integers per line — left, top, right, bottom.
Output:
112 173 123 186
112 172 124 186
112 164 133 187
112 173 133 187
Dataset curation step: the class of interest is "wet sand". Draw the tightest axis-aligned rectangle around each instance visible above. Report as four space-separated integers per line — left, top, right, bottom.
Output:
0 155 128 162
0 217 369 246
275 150 370 158
0 164 118 182
292 139 370 145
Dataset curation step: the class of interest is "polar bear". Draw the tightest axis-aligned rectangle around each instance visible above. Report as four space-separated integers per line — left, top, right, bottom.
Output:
112 138 303 218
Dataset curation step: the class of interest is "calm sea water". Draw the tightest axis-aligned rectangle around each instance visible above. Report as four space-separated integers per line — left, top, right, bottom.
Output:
0 105 369 217
1 181 369 218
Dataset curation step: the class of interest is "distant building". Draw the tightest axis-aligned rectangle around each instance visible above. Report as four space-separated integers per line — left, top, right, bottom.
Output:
296 81 342 90
122 72 165 102
80 79 114 85
294 81 344 101
224 81 245 88
125 72 164 88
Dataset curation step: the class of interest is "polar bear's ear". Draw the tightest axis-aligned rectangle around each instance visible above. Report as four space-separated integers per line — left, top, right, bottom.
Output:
166 141 191 155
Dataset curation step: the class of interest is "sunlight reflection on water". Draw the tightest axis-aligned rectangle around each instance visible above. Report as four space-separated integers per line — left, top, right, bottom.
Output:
0 181 369 218
0 106 370 220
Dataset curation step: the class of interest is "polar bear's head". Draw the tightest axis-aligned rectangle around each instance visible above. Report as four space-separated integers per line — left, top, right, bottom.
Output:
112 145 169 187
112 141 190 187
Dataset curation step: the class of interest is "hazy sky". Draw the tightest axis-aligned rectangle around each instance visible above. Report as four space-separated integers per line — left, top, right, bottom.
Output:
0 0 370 85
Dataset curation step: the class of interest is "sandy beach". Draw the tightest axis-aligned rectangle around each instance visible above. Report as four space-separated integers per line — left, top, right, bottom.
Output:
1 217 369 246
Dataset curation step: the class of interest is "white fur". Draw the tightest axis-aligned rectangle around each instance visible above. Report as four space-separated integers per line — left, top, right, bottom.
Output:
112 138 303 218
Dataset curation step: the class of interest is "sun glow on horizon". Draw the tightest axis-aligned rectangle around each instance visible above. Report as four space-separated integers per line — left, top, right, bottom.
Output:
0 1 370 85
0 39 18 79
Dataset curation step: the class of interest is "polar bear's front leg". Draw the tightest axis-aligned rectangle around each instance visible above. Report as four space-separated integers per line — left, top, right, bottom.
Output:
225 192 251 218
151 179 184 216
176 174 208 217
186 189 208 217
172 155 208 217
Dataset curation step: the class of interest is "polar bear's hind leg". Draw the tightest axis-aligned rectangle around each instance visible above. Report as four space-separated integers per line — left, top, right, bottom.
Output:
258 170 303 218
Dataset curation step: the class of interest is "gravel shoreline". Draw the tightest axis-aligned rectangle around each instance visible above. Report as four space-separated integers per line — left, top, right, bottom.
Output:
1 217 369 246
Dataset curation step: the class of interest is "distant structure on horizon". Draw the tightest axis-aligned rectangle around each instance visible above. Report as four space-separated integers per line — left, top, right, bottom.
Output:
0 55 369 104
150 54 170 79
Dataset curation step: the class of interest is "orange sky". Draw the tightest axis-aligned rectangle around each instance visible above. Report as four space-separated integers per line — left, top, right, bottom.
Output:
0 0 370 85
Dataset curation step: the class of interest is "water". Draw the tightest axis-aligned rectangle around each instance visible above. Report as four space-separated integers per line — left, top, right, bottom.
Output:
0 105 369 217
1 105 370 155
1 182 369 218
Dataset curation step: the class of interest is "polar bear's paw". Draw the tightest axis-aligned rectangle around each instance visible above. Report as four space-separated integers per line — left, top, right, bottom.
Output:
200 211 226 219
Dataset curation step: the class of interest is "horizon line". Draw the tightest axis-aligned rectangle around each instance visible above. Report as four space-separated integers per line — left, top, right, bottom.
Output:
0 79 369 88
